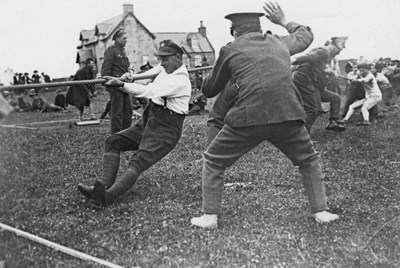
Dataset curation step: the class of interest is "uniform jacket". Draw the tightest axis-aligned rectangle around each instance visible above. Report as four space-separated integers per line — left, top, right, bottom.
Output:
101 43 130 77
202 22 313 127
292 46 332 83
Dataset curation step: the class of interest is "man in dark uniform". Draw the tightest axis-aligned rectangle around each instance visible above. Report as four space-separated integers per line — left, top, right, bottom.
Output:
191 2 339 229
101 29 132 133
292 37 348 133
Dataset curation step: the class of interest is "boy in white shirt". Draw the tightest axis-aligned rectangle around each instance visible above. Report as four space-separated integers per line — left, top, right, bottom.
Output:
339 62 382 126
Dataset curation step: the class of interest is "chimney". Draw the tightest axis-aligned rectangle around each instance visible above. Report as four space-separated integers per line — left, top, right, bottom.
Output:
123 3 134 15
198 21 206 37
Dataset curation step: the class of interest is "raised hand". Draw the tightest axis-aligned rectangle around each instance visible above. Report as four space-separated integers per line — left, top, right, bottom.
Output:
263 1 288 27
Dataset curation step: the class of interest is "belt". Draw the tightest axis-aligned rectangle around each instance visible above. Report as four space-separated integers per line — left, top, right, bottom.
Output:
152 102 184 116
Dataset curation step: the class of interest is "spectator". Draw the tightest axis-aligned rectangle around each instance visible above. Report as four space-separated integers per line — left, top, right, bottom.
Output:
13 73 19 85
29 89 63 112
31 70 41 84
16 95 31 112
21 73 31 85
66 58 97 121
42 72 51 83
54 89 67 109
101 29 132 133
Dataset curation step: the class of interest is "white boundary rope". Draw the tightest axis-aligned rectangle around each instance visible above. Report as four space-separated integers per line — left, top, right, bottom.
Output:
0 223 125 268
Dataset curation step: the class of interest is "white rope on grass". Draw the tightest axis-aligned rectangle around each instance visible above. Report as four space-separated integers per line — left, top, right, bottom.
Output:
0 124 39 130
0 223 125 268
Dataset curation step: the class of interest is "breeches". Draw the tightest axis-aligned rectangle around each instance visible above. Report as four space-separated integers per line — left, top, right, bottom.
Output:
105 102 185 174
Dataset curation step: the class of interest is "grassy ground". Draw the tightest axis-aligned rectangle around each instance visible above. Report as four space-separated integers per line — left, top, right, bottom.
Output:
0 90 399 267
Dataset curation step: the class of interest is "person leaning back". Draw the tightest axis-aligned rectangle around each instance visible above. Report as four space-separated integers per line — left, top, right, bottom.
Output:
77 40 192 207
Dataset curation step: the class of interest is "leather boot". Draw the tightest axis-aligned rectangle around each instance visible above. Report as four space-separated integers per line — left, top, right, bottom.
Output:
93 181 107 207
77 183 94 199
106 169 139 204
101 152 120 188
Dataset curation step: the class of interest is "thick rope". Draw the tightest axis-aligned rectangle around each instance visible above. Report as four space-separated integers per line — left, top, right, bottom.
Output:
0 66 213 92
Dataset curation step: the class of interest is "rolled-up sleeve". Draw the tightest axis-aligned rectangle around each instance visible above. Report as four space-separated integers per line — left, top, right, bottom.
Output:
123 72 188 99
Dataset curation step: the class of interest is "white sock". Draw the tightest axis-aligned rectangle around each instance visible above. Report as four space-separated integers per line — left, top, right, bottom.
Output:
191 214 218 229
314 211 339 223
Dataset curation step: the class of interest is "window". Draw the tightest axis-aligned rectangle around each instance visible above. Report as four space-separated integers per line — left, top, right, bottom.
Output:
195 55 202 66
142 55 149 65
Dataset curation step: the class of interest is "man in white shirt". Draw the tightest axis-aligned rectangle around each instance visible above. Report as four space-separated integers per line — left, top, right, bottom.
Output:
77 40 192 207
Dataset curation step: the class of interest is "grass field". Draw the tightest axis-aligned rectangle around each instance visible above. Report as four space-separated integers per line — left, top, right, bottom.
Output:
0 90 399 267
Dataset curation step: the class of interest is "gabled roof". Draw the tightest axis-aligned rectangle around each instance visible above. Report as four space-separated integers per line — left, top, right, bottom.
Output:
80 30 95 41
82 13 155 46
76 50 94 63
154 32 214 54
95 23 113 36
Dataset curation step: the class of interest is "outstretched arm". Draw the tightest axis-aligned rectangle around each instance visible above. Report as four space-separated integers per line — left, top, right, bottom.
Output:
264 1 313 55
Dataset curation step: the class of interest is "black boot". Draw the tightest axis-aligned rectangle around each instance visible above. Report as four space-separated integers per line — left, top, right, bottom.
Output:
106 169 139 205
92 181 107 207
77 183 94 199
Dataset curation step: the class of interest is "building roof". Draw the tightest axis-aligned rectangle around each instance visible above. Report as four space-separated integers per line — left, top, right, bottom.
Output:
79 30 95 41
81 13 155 46
154 32 214 54
76 50 94 64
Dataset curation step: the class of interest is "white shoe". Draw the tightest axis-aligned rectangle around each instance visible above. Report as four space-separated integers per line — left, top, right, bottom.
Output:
191 214 218 229
314 211 339 223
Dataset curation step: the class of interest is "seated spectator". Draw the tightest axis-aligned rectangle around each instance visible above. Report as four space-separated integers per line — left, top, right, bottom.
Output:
17 95 31 112
29 89 63 112
54 89 67 109
188 93 207 115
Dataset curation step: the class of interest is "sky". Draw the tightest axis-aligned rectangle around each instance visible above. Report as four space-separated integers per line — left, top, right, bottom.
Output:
0 0 399 81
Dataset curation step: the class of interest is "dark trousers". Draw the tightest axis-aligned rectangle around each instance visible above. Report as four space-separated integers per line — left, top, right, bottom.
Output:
100 100 111 119
206 84 238 147
292 70 319 132
202 120 327 214
110 89 133 134
319 89 341 120
101 101 186 202
110 102 185 172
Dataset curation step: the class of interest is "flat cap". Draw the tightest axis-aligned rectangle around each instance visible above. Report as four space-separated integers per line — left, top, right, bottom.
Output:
157 40 184 56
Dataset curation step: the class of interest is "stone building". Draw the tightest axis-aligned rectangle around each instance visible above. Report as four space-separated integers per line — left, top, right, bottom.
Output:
76 3 215 74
